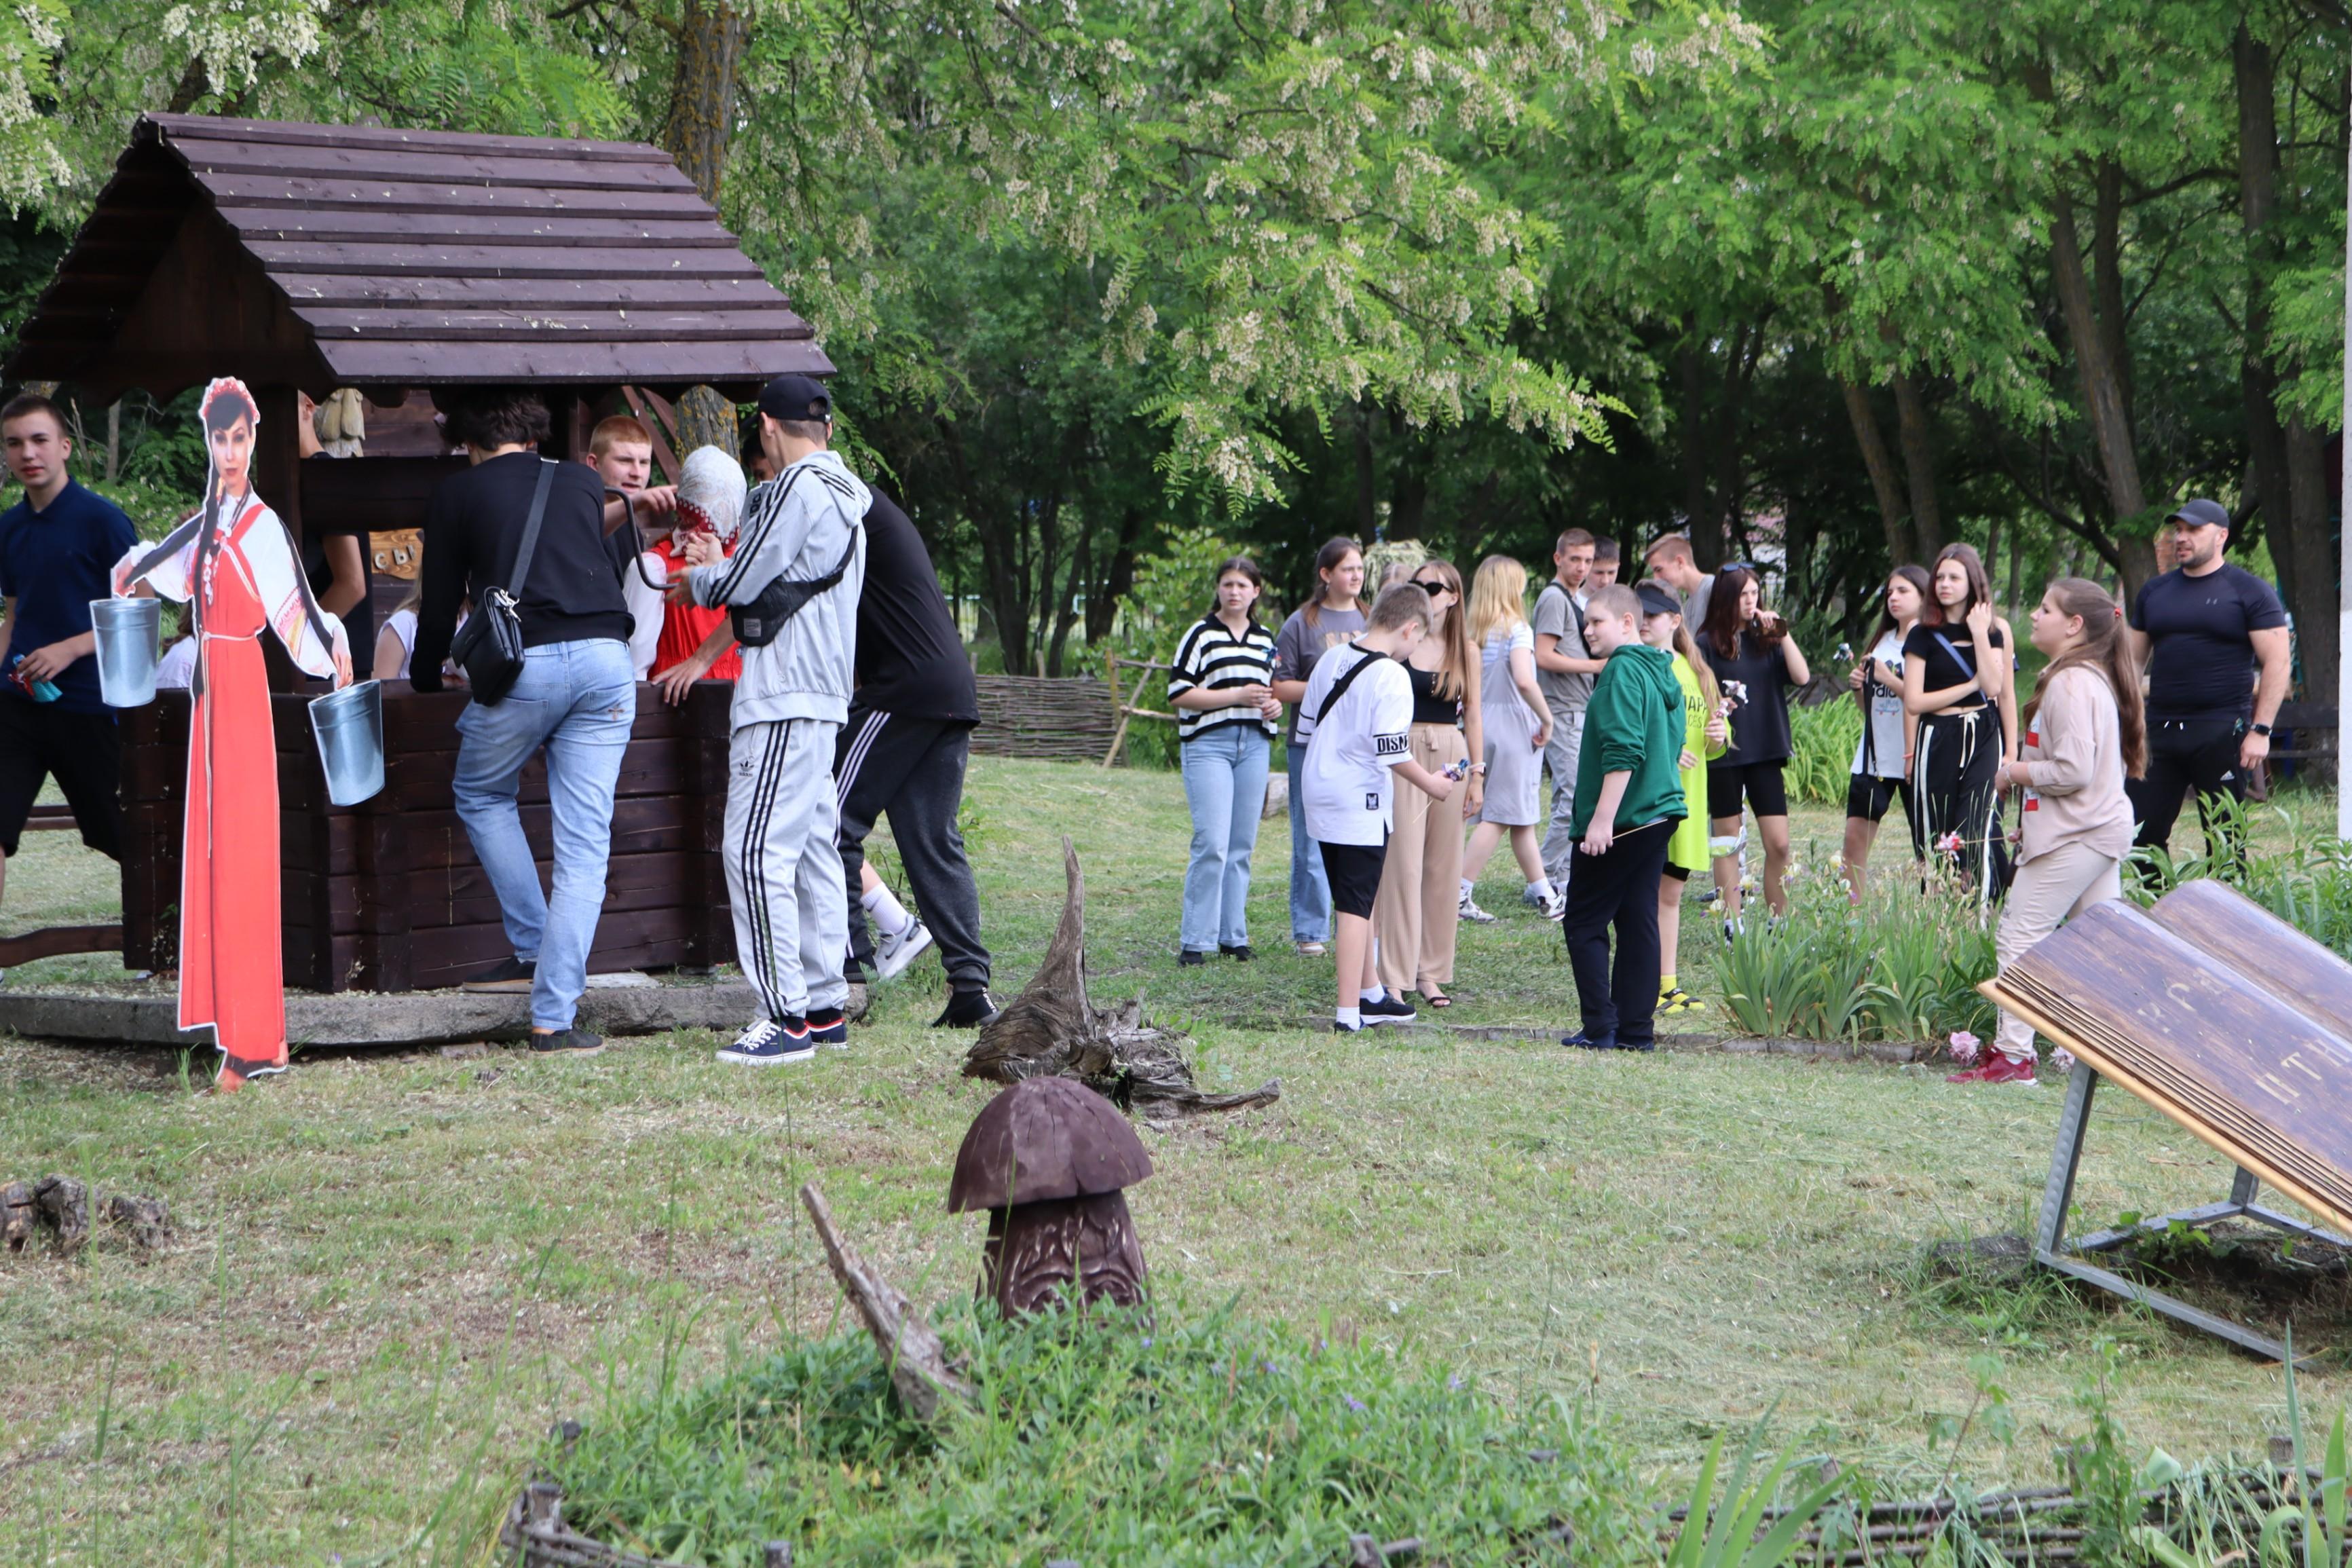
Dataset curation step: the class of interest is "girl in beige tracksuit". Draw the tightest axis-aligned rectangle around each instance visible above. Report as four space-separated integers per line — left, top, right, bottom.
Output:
1972 577 2146 1081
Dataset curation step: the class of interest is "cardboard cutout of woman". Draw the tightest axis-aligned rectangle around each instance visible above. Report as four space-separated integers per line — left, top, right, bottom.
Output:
115 378 351 1089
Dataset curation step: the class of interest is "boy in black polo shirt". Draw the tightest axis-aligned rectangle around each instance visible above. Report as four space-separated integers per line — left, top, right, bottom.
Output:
0 393 137 938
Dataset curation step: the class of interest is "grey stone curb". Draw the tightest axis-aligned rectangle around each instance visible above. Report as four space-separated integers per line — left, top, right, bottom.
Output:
0 980 763 1051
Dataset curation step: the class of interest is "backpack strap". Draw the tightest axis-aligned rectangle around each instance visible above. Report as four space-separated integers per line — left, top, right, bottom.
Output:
1933 631 1976 678
1315 643 1390 724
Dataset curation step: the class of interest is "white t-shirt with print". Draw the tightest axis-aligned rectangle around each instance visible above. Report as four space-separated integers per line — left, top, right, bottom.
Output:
1295 643 1415 846
1850 629 1907 780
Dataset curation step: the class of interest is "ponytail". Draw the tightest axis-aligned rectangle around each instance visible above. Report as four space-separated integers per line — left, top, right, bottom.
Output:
2024 576 2145 776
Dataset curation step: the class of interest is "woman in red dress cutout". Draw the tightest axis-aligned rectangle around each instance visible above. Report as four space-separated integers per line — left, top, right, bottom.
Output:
115 379 350 1089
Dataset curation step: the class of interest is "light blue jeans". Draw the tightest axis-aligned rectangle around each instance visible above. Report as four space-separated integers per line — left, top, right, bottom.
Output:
1286 741 1332 944
452 639 636 1030
1178 724 1270 952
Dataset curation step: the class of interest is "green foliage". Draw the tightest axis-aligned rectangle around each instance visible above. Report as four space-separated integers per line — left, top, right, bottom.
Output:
550 1301 1658 1568
1718 881 1996 1043
2131 798 2352 961
1116 527 1243 665
1666 1418 1844 1568
1784 700 1862 807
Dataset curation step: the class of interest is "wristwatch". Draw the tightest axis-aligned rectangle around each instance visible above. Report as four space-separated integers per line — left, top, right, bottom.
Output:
2252 722 2273 737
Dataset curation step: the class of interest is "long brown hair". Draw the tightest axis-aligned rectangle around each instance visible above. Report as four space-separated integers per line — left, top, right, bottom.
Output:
2025 576 2146 777
1301 536 1363 631
1930 543 1994 627
1413 557 1473 702
1700 565 1768 660
1874 564 1937 643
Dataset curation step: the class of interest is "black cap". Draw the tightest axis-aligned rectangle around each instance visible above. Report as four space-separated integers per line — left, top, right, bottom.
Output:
758 373 832 424
1636 583 1681 618
2169 498 2228 530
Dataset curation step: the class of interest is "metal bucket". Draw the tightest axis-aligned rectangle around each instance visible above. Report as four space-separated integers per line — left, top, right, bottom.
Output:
89 597 162 708
308 679 385 807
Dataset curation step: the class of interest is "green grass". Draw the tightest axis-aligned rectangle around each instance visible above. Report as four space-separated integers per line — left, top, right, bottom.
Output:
1 758 2347 1563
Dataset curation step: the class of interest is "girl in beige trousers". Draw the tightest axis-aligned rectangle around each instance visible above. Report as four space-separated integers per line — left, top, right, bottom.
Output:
1956 577 2146 1087
1374 559 1482 1006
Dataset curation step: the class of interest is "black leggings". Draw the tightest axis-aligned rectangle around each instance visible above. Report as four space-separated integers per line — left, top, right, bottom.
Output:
1911 706 2006 906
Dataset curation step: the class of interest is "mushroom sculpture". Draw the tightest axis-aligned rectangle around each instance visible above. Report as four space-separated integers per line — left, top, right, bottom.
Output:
948 1075 1153 1319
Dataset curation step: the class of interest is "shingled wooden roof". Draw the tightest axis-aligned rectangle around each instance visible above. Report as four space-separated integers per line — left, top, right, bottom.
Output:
6 113 832 400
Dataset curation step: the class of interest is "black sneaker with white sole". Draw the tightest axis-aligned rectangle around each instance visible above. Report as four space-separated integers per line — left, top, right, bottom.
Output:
717 1016 815 1065
530 1028 603 1056
1359 994 1418 1026
808 1007 848 1047
933 987 1002 1028
462 956 537 994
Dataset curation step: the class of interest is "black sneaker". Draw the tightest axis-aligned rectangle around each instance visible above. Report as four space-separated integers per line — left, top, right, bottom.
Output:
1333 1018 1366 1034
717 1016 814 1066
1360 994 1418 1026
1219 944 1254 961
462 956 536 994
933 988 1002 1028
530 1028 603 1056
808 1007 848 1047
1179 950 1208 967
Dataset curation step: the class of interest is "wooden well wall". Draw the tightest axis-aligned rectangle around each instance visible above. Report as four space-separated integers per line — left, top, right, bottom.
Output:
120 682 737 992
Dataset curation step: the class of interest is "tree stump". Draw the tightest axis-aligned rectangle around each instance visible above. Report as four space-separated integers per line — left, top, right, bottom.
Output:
964 839 1280 1121
106 1193 172 1252
33 1175 88 1253
1 1182 33 1252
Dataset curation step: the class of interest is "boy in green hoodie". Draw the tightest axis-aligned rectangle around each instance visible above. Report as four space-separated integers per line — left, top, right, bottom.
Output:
1560 583 1688 1052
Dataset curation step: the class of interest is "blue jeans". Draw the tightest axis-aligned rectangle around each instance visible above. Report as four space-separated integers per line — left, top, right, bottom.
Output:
452 639 636 1030
1286 742 1332 944
1178 724 1270 951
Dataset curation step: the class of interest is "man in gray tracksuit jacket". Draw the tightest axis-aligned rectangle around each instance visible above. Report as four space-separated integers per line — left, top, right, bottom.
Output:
685 374 870 1064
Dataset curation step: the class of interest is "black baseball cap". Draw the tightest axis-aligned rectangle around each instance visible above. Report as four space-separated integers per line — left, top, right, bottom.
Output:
758 373 832 424
2168 498 2229 530
1636 583 1681 618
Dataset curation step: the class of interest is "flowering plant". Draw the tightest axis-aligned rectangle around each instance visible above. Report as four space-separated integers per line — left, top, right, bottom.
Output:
1935 831 1965 861
1948 1030 1981 1065
2049 1047 2076 1075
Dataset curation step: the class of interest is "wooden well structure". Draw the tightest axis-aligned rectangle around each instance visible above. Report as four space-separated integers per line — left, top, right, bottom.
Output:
5 112 832 990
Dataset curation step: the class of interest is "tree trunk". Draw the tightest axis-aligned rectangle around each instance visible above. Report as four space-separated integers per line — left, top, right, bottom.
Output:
1840 379 1915 565
675 384 734 463
2234 24 2308 643
1890 374 1944 557
664 0 751 204
105 401 119 483
2093 158 2133 419
1712 324 1759 563
1679 341 1721 569
2047 181 2155 591
2287 417 2335 702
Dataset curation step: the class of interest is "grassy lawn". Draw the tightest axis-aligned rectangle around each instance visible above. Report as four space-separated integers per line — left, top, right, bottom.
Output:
1 756 2344 1563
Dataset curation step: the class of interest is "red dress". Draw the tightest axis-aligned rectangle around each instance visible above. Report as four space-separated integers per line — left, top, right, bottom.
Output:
651 534 741 680
131 495 343 1089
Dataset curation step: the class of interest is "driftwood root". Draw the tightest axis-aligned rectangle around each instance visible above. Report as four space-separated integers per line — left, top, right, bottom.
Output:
799 1182 974 1422
1 1176 170 1257
965 840 1282 1120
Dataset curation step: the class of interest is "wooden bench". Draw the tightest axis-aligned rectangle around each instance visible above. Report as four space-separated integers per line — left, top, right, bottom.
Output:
2269 700 2337 778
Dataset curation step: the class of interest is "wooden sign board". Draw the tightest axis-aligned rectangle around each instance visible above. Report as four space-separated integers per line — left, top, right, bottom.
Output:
1987 880 2352 1359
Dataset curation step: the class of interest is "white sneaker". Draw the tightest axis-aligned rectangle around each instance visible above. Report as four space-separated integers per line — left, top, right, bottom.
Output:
1520 884 1546 908
1537 890 1568 922
1457 889 1497 925
873 919 935 982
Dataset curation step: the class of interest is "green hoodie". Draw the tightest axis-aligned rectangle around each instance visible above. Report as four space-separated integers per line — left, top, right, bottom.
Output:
1570 641 1689 838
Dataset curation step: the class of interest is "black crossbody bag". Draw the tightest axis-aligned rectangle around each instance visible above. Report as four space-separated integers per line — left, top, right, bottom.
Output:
450 458 557 705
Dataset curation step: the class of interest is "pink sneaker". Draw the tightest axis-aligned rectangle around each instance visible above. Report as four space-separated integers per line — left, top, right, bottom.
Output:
1947 1053 2036 1087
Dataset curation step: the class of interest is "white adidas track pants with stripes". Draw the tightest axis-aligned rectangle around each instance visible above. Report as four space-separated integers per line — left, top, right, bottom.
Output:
724 718 851 1022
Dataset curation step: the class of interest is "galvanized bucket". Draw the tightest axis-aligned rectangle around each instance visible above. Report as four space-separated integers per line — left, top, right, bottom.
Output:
88 597 162 708
307 679 385 806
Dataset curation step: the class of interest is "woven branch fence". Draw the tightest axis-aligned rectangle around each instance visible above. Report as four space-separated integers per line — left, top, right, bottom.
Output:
970 673 1120 763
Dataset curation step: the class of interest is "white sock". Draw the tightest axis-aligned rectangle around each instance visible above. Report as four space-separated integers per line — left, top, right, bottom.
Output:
1360 985 1385 1005
1336 1006 1362 1030
1459 878 1476 901
862 881 912 938
1530 878 1556 901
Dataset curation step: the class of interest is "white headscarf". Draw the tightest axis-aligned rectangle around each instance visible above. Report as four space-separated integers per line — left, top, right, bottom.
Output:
676 445 748 542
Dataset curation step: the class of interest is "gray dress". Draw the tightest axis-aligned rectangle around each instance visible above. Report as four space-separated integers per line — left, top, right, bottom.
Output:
1476 622 1544 826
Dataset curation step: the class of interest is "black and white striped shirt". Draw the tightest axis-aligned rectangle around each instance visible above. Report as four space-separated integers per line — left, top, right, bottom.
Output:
1168 613 1278 741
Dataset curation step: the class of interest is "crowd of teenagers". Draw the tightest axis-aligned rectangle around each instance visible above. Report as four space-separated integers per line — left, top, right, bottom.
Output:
1168 499 2289 1082
0 375 1002 1074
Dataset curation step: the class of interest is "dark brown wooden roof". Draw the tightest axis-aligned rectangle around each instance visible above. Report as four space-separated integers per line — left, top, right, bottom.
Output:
7 113 832 400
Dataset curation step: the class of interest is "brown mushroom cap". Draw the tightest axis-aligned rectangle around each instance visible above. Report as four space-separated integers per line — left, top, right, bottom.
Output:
947 1076 1153 1213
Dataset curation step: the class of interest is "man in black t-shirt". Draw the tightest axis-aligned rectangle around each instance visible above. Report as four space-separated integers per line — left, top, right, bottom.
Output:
833 488 996 1027
2123 498 2290 867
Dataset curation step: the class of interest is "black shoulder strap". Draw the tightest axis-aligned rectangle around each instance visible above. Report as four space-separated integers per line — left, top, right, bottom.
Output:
506 459 558 599
1315 644 1389 723
1933 631 1975 677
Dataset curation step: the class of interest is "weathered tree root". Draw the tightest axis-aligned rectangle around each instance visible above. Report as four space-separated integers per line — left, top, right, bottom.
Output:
799 1182 974 1423
1 1176 169 1256
964 839 1281 1122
